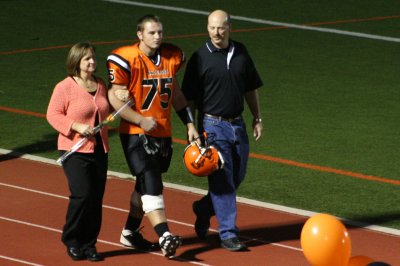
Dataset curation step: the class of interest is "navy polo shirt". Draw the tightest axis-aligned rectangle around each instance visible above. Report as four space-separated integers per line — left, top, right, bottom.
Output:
182 39 263 118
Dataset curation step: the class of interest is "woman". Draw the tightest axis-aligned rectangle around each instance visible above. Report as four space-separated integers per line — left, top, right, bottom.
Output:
47 42 109 261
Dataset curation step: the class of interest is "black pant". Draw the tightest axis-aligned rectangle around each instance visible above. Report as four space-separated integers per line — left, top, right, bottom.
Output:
119 134 173 195
61 146 107 250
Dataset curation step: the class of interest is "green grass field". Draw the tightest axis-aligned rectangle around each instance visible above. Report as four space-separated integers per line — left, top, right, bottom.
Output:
1 0 399 229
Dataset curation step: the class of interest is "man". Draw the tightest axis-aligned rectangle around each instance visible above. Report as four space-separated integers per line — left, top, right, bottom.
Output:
107 14 199 258
181 9 263 251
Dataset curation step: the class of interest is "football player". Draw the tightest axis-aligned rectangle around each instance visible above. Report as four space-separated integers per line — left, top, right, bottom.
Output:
107 14 199 258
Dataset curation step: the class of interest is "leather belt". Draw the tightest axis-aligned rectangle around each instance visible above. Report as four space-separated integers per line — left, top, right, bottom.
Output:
204 113 241 122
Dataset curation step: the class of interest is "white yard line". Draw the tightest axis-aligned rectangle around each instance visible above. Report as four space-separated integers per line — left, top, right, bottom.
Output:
102 0 400 43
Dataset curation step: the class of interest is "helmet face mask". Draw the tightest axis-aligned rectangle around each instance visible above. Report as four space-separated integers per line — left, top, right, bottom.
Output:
183 142 223 177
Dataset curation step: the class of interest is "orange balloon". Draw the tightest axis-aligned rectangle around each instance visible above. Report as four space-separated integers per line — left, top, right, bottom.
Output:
301 213 352 266
347 255 374 266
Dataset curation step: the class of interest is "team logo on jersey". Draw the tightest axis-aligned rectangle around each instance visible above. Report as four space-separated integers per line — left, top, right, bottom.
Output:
147 70 169 76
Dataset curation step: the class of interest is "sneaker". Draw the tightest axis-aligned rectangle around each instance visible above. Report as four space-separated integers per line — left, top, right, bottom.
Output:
159 232 182 258
120 229 157 250
221 237 247 251
192 201 210 239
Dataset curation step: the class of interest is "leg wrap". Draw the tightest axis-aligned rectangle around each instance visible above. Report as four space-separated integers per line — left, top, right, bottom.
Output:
141 195 165 214
130 191 144 217
131 191 141 207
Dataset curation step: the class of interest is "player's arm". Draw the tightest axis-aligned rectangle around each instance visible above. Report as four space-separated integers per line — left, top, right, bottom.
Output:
108 84 156 132
172 78 199 143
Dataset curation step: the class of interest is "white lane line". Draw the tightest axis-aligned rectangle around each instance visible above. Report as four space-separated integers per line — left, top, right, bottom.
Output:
0 182 303 252
0 216 211 266
102 0 400 43
1 148 400 237
0 216 62 233
0 183 68 200
0 255 44 266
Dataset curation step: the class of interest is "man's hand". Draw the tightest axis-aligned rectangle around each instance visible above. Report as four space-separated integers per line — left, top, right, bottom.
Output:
187 123 200 144
252 120 263 141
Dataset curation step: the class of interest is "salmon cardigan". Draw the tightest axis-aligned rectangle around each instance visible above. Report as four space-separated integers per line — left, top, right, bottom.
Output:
46 76 110 153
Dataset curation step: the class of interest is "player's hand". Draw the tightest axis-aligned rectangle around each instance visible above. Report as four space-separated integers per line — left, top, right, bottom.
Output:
139 117 157 132
114 88 130 102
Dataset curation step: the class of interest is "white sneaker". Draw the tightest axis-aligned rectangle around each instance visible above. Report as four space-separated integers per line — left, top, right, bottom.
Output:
120 229 157 250
158 232 182 258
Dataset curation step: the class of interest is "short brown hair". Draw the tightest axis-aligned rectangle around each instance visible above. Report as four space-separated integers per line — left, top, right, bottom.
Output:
137 14 161 32
66 42 95 77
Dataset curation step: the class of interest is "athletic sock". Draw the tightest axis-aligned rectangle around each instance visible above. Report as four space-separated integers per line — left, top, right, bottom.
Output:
154 222 169 237
124 215 142 232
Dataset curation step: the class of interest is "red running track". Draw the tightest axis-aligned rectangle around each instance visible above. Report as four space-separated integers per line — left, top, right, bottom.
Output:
0 153 399 266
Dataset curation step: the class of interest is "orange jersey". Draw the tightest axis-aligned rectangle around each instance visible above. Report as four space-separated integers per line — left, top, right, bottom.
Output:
107 43 185 137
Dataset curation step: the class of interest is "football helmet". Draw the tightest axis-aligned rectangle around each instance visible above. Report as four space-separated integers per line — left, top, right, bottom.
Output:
183 141 224 177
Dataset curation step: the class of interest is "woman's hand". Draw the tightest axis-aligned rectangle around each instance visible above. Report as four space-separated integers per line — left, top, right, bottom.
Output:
72 122 93 137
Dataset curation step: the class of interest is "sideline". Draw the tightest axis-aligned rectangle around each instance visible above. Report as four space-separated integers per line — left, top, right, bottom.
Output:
1 106 399 187
1 148 399 237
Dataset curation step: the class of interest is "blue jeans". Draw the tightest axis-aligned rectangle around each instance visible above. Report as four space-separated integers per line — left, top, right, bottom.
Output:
203 116 249 240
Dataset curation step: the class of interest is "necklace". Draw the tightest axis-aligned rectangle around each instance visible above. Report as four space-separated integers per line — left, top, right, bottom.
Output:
74 76 97 92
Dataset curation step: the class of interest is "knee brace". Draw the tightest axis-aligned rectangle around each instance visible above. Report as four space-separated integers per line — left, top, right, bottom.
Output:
141 194 165 214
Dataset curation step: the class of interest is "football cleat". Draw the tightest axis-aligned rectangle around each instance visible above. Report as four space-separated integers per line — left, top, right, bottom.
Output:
159 232 182 258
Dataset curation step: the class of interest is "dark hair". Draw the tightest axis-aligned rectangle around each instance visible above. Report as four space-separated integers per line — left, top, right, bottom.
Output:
137 14 161 32
66 42 95 77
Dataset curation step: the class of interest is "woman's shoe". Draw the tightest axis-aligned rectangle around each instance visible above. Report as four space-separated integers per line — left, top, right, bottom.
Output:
67 247 84 260
85 247 103 261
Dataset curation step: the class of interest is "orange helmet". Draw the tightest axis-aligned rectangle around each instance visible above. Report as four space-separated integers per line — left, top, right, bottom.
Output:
183 142 224 177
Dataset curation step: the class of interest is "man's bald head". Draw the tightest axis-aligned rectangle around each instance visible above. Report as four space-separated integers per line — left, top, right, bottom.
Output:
207 9 231 49
208 9 230 25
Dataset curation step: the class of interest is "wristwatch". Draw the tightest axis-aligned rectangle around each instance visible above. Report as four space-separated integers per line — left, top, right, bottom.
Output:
253 117 262 123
